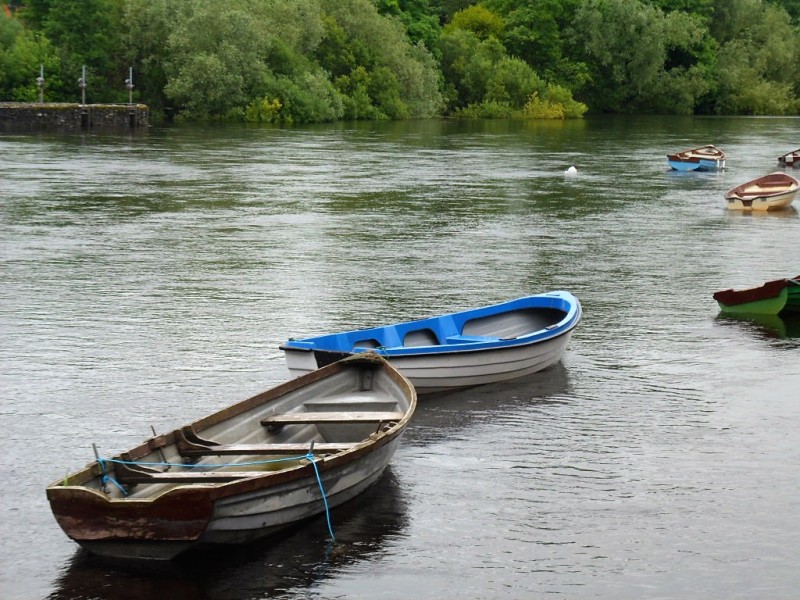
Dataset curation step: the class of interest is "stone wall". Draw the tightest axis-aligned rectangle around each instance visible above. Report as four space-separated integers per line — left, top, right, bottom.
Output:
0 103 149 132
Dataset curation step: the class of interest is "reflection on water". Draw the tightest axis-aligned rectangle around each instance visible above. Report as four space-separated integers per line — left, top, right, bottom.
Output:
723 205 799 219
404 363 571 447
715 312 800 340
48 470 407 600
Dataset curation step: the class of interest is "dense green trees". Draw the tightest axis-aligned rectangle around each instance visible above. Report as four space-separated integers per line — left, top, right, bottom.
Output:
438 7 587 118
0 12 60 101
714 0 800 114
1 0 798 119
570 0 715 114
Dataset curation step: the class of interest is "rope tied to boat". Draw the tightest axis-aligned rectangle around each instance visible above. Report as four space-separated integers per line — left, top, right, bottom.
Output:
96 458 128 496
306 451 335 541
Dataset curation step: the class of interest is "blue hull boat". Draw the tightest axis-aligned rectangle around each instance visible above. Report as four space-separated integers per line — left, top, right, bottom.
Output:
667 144 726 171
281 291 582 394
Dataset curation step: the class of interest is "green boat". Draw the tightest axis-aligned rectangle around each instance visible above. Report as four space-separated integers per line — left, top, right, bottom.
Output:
713 276 800 315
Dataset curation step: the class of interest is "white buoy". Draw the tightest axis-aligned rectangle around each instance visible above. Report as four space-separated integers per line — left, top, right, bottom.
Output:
565 165 578 176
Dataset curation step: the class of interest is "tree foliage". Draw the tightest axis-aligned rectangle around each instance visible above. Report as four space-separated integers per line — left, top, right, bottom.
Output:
0 11 61 101
714 1 800 114
1 0 798 118
570 0 719 114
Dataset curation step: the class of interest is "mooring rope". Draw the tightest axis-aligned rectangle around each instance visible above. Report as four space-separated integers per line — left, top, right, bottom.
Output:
96 458 128 496
306 452 335 541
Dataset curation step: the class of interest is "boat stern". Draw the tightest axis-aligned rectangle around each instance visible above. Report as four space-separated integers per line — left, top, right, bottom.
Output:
46 483 215 560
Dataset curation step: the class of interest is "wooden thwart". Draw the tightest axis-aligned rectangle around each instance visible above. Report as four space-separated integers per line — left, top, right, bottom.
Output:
113 461 263 484
176 425 358 457
260 411 405 426
179 442 358 457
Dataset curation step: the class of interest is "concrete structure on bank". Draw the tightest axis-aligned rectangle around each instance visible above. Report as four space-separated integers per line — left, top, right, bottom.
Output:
0 103 149 132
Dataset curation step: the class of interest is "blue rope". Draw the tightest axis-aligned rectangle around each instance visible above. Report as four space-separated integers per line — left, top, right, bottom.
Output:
102 474 129 495
97 458 128 496
306 452 335 541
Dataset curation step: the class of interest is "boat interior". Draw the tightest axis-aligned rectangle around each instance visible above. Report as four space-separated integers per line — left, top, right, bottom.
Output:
733 182 795 197
289 306 568 353
66 362 410 498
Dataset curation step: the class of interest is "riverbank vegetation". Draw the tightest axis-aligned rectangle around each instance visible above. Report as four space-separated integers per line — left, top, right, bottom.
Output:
1 0 799 122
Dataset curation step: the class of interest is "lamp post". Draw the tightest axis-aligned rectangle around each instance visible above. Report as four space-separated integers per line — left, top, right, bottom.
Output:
36 65 45 103
125 67 134 107
77 65 87 105
125 67 136 128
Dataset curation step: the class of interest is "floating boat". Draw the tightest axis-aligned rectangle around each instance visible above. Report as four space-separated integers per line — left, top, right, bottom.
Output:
46 353 416 561
667 145 726 171
724 172 800 211
713 276 800 315
778 148 800 168
280 292 582 394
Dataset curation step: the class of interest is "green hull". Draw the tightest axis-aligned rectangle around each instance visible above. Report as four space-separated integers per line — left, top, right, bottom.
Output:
785 284 800 314
717 287 788 315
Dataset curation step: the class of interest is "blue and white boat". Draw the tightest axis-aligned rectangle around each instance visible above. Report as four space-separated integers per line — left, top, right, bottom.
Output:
280 291 582 394
667 144 726 171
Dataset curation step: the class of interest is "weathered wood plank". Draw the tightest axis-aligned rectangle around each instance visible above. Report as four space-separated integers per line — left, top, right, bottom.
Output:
179 442 358 456
114 468 262 484
261 411 405 426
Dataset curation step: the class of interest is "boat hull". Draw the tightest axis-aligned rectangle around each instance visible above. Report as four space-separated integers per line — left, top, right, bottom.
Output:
285 328 575 394
74 436 401 561
725 189 798 211
667 158 725 172
47 354 416 561
713 277 800 316
281 292 581 394
715 287 788 315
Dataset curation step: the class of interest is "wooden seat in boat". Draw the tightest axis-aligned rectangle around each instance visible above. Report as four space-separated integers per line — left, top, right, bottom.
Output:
176 426 357 457
112 460 263 485
260 411 405 426
179 442 358 457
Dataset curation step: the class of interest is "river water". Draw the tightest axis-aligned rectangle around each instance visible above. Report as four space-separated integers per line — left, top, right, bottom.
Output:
1 117 798 599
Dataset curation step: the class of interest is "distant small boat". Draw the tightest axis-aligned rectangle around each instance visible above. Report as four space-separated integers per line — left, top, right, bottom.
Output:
778 148 800 168
724 172 799 211
713 276 800 315
281 292 582 394
667 145 726 171
46 353 416 561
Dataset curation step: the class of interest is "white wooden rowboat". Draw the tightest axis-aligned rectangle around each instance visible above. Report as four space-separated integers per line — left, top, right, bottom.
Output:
281 292 582 394
46 354 416 561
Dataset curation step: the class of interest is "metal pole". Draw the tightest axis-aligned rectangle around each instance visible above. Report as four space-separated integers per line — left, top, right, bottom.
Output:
36 65 44 103
125 67 134 107
78 65 87 105
125 68 136 128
